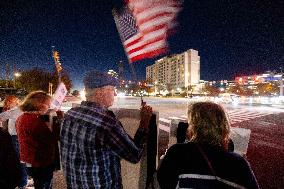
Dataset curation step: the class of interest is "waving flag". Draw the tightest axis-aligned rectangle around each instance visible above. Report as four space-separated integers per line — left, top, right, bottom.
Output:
128 0 182 35
114 0 182 63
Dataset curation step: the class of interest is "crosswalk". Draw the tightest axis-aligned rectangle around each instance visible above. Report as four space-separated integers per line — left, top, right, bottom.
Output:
227 109 273 124
158 109 274 132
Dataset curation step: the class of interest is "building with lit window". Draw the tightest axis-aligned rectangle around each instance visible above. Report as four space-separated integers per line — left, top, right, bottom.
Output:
235 71 283 85
235 71 283 96
107 70 118 78
146 49 200 91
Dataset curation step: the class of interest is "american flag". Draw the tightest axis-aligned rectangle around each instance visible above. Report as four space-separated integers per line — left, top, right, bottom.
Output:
114 0 182 63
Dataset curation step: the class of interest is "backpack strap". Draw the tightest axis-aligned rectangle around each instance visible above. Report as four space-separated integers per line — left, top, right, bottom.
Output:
195 144 217 176
195 144 247 189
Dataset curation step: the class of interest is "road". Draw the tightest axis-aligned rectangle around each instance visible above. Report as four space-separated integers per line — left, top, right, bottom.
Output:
112 96 284 119
112 96 284 189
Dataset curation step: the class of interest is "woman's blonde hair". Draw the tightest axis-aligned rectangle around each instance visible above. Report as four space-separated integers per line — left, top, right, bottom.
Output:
3 95 20 111
20 91 51 112
187 101 230 150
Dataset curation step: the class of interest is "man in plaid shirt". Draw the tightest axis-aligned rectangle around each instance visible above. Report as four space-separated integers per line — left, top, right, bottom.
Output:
60 70 152 189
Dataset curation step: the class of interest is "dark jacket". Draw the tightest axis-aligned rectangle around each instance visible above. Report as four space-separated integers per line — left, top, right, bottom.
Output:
0 128 22 189
157 142 259 189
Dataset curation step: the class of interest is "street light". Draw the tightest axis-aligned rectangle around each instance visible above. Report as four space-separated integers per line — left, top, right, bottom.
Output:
14 72 21 88
280 67 283 97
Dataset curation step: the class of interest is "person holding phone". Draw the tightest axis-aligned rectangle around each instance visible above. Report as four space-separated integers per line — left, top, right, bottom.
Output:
16 91 61 189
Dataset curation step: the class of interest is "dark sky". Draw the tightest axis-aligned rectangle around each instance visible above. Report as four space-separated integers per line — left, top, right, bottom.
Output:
1 0 283 89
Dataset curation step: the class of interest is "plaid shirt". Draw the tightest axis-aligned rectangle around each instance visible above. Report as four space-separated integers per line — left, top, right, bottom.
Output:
60 101 148 189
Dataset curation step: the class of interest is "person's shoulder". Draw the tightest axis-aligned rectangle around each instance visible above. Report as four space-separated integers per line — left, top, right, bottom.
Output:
68 103 108 116
64 105 94 118
223 151 250 167
17 112 32 118
5 107 22 116
167 142 196 154
101 110 119 129
226 151 245 159
16 112 25 120
14 106 23 114
16 113 37 124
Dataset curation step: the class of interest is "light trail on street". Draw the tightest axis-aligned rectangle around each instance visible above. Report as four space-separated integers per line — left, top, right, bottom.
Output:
111 96 284 120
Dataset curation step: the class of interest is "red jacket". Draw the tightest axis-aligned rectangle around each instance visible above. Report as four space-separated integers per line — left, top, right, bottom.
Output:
16 113 59 167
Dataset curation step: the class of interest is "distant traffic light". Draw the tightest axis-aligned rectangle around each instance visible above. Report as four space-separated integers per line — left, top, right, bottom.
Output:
53 51 60 63
53 50 62 73
56 62 62 72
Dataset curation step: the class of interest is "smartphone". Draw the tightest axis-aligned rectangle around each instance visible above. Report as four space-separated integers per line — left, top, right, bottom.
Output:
39 114 50 122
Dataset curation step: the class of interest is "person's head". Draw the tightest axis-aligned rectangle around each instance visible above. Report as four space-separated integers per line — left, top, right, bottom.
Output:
83 70 118 108
20 91 52 114
187 101 230 150
3 95 20 111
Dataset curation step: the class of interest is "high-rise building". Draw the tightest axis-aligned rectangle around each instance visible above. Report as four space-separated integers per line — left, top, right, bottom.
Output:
117 61 125 81
146 49 200 90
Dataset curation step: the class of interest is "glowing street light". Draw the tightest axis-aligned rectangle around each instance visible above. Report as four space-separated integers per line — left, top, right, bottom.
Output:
13 72 21 88
14 72 21 77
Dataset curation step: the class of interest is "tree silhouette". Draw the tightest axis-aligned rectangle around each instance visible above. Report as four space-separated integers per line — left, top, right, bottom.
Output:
17 67 72 93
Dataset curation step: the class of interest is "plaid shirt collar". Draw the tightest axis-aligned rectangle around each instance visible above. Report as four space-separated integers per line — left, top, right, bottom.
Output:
80 101 107 110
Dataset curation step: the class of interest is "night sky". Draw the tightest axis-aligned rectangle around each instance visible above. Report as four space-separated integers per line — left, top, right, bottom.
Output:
1 0 283 89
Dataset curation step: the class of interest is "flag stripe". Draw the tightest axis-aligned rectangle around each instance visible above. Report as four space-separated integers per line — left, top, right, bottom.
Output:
114 0 181 63
128 36 167 56
130 48 168 62
125 33 143 48
126 28 167 53
136 6 180 24
129 40 167 58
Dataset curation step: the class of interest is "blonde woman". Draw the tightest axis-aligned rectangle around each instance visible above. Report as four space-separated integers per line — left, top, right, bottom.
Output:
16 91 61 189
157 101 259 189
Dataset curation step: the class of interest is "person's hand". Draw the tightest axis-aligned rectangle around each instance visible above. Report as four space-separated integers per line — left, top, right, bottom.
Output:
140 105 153 128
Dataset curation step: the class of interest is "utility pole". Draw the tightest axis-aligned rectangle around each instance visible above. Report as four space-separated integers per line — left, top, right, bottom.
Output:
13 64 16 88
48 82 53 95
280 67 283 97
0 65 3 80
5 63 10 88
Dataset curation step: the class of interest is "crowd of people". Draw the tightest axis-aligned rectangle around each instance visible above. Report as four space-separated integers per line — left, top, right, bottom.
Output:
0 70 259 189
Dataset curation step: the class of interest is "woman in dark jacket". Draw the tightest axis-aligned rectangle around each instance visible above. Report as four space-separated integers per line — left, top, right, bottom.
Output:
0 127 22 189
157 101 259 189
